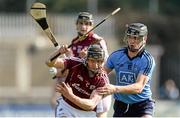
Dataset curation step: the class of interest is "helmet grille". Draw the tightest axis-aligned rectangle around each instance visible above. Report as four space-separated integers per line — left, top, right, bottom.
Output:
126 23 148 37
87 44 104 60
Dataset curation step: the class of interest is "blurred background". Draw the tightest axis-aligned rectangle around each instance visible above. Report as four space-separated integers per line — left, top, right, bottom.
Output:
0 0 180 117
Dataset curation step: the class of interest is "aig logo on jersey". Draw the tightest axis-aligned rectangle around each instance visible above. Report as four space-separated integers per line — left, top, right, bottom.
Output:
118 71 136 85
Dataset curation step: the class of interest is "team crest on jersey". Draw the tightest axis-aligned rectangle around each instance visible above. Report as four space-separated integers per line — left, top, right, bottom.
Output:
118 71 136 85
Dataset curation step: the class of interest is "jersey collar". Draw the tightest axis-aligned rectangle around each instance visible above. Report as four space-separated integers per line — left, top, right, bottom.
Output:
125 47 145 60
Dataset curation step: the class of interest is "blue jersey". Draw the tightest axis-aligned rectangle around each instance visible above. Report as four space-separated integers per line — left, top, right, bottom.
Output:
105 47 155 104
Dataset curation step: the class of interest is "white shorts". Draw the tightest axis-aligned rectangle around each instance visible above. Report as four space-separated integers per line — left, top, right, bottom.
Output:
55 97 96 118
96 95 112 113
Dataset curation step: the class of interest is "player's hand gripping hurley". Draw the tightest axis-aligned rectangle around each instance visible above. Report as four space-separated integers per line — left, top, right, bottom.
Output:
30 2 121 61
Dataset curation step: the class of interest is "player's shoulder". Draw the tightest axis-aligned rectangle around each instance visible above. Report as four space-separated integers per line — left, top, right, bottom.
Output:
97 69 109 83
92 33 104 40
65 57 86 70
71 36 78 43
143 49 154 57
90 33 106 46
141 49 155 66
68 56 84 63
110 47 126 56
142 50 155 61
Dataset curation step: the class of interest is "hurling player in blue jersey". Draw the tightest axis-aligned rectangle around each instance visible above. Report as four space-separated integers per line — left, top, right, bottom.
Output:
97 23 155 118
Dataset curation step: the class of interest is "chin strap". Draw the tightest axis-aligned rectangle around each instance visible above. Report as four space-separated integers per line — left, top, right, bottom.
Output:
129 36 146 52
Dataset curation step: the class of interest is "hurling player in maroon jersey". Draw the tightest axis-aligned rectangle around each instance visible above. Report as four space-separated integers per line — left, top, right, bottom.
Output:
67 12 108 59
46 44 109 117
49 12 111 117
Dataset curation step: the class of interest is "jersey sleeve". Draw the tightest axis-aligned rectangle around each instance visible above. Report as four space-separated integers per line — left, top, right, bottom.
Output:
105 53 115 70
96 71 109 88
64 57 83 69
99 39 109 61
92 34 109 61
139 55 156 78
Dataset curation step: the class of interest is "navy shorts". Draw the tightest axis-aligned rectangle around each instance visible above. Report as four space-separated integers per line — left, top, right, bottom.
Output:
113 99 155 117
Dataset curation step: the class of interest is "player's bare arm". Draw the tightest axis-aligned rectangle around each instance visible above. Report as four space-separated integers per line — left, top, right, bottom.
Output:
56 82 103 111
97 73 149 95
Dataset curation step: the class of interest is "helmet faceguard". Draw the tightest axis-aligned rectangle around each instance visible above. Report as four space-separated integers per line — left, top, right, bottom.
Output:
124 23 148 52
85 44 105 73
87 44 105 61
126 23 148 37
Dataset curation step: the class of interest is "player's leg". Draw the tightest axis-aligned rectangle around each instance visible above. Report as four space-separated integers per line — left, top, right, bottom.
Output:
55 97 72 117
113 100 129 117
132 99 155 117
56 98 96 117
50 79 59 109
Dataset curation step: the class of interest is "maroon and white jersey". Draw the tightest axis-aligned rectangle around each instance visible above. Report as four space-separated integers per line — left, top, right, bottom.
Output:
63 57 109 110
70 32 108 59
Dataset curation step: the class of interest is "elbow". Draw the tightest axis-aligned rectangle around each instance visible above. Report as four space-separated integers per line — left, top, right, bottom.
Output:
84 103 96 111
85 107 94 111
87 106 96 111
134 87 143 94
135 89 143 94
132 84 144 94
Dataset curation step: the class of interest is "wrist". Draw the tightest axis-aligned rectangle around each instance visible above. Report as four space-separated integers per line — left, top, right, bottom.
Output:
114 85 120 93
